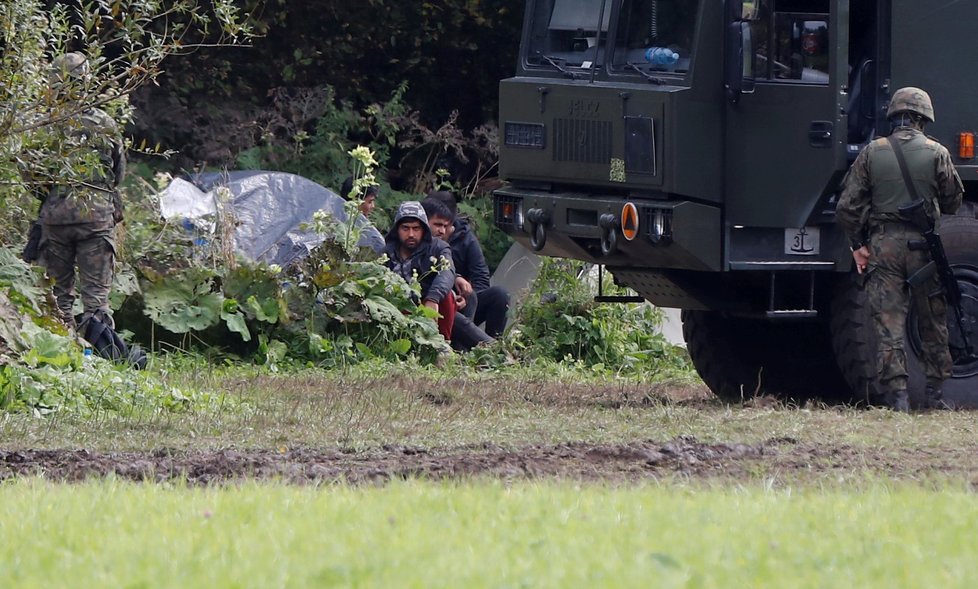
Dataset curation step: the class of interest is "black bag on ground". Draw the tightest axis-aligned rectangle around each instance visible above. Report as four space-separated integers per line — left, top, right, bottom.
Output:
81 316 148 370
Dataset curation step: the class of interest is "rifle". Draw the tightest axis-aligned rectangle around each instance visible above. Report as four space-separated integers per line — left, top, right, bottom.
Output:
899 198 975 358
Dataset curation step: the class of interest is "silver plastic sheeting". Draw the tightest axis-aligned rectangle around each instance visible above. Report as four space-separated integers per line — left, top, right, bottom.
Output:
161 170 384 266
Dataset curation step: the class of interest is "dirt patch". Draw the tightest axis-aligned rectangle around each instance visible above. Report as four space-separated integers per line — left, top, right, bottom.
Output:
3 437 976 485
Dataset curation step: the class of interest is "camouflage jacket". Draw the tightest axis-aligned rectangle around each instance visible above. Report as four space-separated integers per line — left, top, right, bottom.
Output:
39 107 126 225
837 127 963 247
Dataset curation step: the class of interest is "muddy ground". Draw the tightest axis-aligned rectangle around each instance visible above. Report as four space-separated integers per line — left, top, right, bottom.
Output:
3 436 976 486
4 379 977 487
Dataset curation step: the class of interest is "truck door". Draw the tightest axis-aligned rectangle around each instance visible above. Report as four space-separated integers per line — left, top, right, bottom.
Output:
724 0 849 229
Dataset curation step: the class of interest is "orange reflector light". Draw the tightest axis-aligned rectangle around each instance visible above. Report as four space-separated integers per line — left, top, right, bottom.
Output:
621 202 639 241
501 202 514 219
959 132 975 159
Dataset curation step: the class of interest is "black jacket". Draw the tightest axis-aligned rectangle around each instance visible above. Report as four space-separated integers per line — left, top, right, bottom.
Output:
448 218 491 292
384 226 455 304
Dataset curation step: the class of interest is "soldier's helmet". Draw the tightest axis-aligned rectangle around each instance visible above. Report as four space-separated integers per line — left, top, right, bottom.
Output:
886 87 935 123
50 52 90 84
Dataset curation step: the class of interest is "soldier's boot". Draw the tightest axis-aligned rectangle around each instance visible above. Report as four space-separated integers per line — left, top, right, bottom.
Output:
886 389 910 413
925 380 948 410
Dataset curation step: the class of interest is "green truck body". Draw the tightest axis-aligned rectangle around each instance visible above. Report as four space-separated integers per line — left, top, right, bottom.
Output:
494 0 978 406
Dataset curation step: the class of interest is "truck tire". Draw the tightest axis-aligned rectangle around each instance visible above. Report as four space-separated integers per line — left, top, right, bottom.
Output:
829 273 885 406
683 310 847 403
682 311 761 402
830 214 978 408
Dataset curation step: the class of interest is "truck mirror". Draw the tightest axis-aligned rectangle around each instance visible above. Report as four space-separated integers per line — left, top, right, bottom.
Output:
725 21 755 103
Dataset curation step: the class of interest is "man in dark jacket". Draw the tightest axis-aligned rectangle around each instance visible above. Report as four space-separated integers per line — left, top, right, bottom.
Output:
384 201 454 311
426 191 510 337
384 201 492 351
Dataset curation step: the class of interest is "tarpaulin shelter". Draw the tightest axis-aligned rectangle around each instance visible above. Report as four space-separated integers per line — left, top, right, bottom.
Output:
159 170 384 266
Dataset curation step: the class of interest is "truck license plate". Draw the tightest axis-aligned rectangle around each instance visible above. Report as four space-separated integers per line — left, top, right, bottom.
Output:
784 227 820 255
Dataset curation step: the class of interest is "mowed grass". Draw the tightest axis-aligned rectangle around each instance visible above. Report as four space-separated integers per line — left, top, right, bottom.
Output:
1 478 977 588
4 363 978 586
1 362 976 462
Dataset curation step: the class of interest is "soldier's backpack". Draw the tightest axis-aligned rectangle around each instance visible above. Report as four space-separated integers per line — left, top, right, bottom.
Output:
82 316 148 370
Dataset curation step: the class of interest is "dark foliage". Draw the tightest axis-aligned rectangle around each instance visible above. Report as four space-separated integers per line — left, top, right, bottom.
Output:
130 0 523 170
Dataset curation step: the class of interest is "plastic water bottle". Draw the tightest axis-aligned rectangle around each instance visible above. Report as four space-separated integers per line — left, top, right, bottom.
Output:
83 347 93 362
644 47 679 66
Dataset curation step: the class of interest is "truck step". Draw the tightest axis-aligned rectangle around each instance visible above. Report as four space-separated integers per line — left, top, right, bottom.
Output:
594 295 646 303
730 261 835 271
765 309 819 319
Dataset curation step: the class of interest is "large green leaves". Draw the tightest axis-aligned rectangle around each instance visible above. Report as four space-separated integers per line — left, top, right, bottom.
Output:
141 269 223 334
225 265 288 325
221 307 251 342
0 247 43 316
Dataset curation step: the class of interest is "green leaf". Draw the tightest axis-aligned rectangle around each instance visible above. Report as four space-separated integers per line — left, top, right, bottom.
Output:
265 339 287 365
142 274 223 333
362 295 408 326
245 295 281 324
389 338 411 355
221 310 251 342
109 269 141 310
308 333 334 356
21 326 77 368
0 248 43 315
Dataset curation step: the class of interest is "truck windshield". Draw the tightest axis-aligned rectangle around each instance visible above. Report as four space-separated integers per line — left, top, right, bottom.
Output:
611 0 698 76
525 0 614 70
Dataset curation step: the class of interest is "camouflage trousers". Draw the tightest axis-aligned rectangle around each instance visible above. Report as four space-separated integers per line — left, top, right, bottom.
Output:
866 225 952 394
41 221 116 329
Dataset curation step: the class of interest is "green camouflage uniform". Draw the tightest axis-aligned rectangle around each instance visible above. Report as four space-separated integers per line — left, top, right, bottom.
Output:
837 127 963 399
40 107 126 329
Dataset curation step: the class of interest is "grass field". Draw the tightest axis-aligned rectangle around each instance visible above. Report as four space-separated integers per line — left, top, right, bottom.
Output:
2 478 977 588
3 363 978 587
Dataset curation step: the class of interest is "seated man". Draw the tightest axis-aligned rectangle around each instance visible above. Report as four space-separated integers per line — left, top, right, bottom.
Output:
340 176 378 216
384 201 491 352
425 191 510 337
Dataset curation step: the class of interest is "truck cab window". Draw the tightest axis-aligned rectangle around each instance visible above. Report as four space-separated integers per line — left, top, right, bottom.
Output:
750 0 830 84
526 0 614 69
611 0 698 76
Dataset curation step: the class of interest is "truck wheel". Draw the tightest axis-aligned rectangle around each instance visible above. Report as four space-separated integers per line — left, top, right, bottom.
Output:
829 273 881 405
682 311 846 403
830 215 978 408
682 311 761 402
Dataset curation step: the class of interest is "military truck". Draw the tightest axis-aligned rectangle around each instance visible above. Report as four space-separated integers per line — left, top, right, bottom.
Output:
492 0 978 407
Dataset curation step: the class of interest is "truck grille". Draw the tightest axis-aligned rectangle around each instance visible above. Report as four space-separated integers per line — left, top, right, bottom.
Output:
553 119 612 164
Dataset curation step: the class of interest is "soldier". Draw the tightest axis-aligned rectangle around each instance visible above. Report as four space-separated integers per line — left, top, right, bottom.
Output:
837 87 964 411
39 52 126 331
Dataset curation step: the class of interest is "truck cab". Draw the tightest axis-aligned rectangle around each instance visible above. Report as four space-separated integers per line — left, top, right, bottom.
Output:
494 0 978 407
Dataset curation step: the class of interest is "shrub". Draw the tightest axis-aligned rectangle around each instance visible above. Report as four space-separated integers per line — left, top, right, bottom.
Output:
508 258 693 378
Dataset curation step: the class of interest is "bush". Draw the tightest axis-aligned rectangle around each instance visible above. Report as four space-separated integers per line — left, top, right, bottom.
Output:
507 258 693 378
0 247 204 416
113 149 452 370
